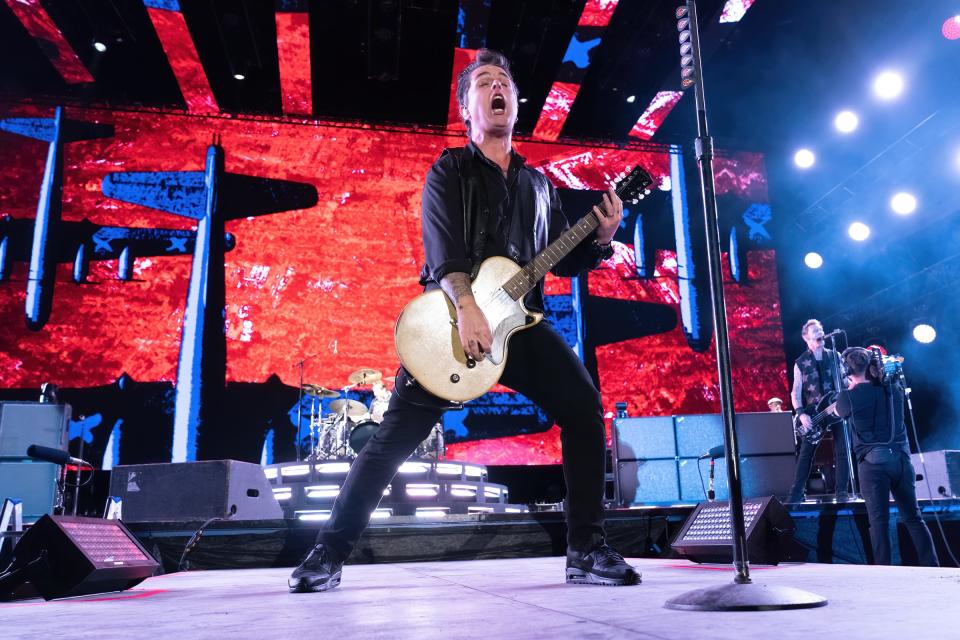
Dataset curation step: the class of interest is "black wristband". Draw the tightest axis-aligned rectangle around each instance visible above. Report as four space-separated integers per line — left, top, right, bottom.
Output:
591 239 614 260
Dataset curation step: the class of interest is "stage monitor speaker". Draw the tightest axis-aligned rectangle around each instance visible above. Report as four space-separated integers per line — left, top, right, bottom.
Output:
3 515 158 600
0 402 70 459
912 450 960 500
109 460 283 522
0 461 59 521
670 496 806 565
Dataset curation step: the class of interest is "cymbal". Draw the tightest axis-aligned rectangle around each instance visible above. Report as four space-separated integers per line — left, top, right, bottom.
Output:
302 384 340 398
329 398 369 418
348 368 382 385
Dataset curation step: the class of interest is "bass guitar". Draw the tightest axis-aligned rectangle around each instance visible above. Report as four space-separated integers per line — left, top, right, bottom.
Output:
394 165 653 403
794 392 840 445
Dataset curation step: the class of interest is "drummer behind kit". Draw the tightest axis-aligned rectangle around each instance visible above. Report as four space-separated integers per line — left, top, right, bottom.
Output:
301 369 446 461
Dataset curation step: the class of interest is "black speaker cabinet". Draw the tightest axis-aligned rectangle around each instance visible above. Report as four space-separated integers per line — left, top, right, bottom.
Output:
670 496 807 565
109 460 283 522
8 515 158 600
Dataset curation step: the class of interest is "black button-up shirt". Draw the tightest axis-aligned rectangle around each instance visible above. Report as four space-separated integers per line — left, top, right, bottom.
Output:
419 142 601 312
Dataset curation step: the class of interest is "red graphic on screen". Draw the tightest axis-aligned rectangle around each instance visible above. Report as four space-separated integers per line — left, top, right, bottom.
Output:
4 0 93 84
0 105 784 466
532 82 581 142
276 11 313 116
579 0 620 27
446 48 478 131
146 7 218 114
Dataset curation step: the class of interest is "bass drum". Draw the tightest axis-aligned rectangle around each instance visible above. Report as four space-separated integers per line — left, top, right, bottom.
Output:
349 419 380 455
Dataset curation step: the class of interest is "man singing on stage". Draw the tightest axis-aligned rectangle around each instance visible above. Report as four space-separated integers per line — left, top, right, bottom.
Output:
835 348 939 566
288 49 640 592
787 319 851 503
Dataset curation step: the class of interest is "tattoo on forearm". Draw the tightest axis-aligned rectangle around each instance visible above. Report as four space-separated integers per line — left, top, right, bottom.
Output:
440 273 474 308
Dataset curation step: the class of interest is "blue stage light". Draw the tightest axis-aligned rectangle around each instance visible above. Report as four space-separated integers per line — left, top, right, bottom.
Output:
834 110 859 133
804 252 823 269
890 192 917 215
794 148 815 169
912 324 936 344
848 221 870 241
873 71 904 100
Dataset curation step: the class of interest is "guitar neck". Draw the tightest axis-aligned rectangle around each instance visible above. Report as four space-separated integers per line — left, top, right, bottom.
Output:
502 212 600 301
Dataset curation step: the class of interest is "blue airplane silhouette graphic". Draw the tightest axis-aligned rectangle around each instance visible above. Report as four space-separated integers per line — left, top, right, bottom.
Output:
0 107 113 329
103 141 318 462
0 215 236 285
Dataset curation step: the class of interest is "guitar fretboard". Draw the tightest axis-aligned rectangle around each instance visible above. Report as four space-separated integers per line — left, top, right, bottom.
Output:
502 213 600 301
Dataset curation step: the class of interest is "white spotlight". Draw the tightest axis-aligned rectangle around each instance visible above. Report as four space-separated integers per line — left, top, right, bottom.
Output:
912 323 936 344
804 252 824 269
794 148 815 169
890 192 917 215
834 110 859 133
626 95 636 103
873 71 904 100
519 97 528 103
233 73 246 80
848 221 871 241
93 41 107 53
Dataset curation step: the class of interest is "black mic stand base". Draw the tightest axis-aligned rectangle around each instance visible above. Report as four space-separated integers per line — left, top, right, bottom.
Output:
665 582 828 611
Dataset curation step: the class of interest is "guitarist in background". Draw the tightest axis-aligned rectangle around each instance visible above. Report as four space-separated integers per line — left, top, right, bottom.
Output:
289 49 640 593
835 348 938 566
787 319 851 503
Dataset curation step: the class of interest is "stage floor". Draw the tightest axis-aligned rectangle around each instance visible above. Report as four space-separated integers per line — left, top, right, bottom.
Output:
3 557 959 639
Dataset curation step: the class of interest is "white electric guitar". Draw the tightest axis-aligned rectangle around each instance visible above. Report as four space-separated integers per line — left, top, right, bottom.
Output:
394 166 654 403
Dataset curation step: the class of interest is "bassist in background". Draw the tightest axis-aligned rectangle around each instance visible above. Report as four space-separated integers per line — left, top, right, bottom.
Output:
787 319 851 503
289 49 639 593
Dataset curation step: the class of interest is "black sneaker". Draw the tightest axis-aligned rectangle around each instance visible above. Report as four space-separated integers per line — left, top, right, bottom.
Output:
566 543 641 586
288 544 343 593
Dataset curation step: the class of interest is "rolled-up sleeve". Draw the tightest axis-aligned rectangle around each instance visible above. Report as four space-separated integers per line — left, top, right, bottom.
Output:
546 179 605 277
421 154 472 283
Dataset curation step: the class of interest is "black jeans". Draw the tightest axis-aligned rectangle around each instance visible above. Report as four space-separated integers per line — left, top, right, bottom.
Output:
788 421 851 503
316 321 607 560
858 448 939 566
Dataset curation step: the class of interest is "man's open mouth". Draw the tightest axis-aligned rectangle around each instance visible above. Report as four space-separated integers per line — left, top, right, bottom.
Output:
491 94 506 115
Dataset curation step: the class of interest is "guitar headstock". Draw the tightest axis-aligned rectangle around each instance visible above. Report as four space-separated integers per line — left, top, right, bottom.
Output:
613 165 654 204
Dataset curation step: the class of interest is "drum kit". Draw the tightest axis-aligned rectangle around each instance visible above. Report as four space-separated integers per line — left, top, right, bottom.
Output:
300 368 445 461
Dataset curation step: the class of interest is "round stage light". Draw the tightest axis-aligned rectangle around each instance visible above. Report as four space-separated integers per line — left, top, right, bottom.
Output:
804 252 824 269
873 71 904 100
93 41 107 53
890 192 917 215
912 323 936 344
626 95 636 103
848 221 871 241
794 148 815 169
943 16 960 40
233 73 245 80
834 110 859 133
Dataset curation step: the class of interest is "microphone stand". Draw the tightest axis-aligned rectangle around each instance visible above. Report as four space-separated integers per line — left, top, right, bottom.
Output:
825 331 857 500
665 0 826 611
292 352 322 462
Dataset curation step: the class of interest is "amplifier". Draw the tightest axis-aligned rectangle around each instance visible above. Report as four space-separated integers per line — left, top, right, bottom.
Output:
912 450 960 500
108 460 283 522
0 402 70 459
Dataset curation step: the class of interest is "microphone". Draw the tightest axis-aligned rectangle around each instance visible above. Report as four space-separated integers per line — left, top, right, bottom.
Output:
698 444 725 460
707 458 716 501
26 444 91 468
822 329 843 339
